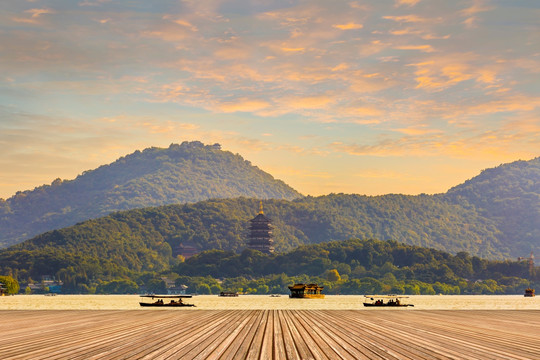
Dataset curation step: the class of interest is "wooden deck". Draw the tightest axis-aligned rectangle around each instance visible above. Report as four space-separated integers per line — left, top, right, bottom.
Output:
1 310 539 359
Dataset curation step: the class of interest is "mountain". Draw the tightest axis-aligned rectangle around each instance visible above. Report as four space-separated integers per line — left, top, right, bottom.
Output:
1 144 537 260
0 194 504 264
1 158 538 292
0 141 301 248
445 157 540 256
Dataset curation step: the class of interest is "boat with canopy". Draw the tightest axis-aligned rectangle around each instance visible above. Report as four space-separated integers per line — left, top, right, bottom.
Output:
139 294 195 307
363 295 414 307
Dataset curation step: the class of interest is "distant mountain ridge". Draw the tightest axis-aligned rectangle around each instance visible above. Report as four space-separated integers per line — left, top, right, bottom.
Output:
1 141 537 260
1 155 538 294
11 194 505 259
0 141 301 247
445 157 540 256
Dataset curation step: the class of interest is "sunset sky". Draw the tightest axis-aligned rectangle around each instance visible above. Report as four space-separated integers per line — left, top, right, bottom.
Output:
1 0 538 199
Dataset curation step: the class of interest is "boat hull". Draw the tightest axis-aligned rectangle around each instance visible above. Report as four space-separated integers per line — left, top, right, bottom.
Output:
139 302 195 307
289 294 325 299
363 303 413 307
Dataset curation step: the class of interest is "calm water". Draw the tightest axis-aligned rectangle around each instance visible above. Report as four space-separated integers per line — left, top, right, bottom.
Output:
1 294 539 310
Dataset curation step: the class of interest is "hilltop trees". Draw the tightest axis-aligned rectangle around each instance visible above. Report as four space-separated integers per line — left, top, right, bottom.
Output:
0 275 20 294
0 237 537 294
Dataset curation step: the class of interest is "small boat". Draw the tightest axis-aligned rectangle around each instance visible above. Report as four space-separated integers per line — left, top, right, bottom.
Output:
270 294 281 297
363 295 414 307
139 294 195 307
524 288 535 297
288 283 325 299
219 291 239 297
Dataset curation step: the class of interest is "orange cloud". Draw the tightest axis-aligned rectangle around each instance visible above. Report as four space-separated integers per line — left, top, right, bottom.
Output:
406 58 501 90
395 0 421 7
394 127 441 136
329 128 536 161
218 99 271 113
460 0 492 17
333 23 363 30
460 0 493 28
12 8 55 24
348 72 394 93
465 96 540 116
341 105 385 124
396 44 435 53
389 28 422 36
382 15 432 23
26 8 55 18
173 19 198 32
279 95 334 110
281 47 305 53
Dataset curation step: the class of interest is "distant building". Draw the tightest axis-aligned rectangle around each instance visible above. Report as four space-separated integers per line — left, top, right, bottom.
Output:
161 277 188 294
247 201 274 254
26 276 63 294
175 242 199 259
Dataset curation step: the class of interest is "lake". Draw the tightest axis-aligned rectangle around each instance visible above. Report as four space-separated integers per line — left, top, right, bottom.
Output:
1 294 539 310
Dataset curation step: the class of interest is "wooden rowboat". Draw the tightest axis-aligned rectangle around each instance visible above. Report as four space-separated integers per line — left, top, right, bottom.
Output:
139 294 195 307
363 295 414 307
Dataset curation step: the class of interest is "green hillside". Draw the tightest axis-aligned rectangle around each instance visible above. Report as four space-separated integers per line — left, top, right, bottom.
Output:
0 141 301 248
2 194 504 265
445 157 540 256
172 238 538 295
1 235 536 295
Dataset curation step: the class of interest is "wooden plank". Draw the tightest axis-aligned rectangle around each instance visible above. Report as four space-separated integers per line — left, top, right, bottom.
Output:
321 310 453 360
294 310 373 360
272 310 287 360
259 310 274 359
217 309 266 359
276 309 302 359
280 308 317 359
105 311 226 360
287 310 333 360
310 310 404 359
168 310 249 359
0 310 539 360
194 310 260 360
245 309 270 359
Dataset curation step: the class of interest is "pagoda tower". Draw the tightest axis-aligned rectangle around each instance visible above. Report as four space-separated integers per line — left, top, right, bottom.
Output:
248 201 274 254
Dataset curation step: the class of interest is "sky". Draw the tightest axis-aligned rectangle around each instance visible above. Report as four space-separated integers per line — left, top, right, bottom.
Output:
0 0 539 199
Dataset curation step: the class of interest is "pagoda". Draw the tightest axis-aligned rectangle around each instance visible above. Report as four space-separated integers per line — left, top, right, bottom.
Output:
248 201 274 254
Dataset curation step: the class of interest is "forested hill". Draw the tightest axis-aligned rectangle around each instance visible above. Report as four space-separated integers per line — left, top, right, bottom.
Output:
1 146 537 259
3 157 539 260
0 141 301 248
5 195 504 260
444 157 540 256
